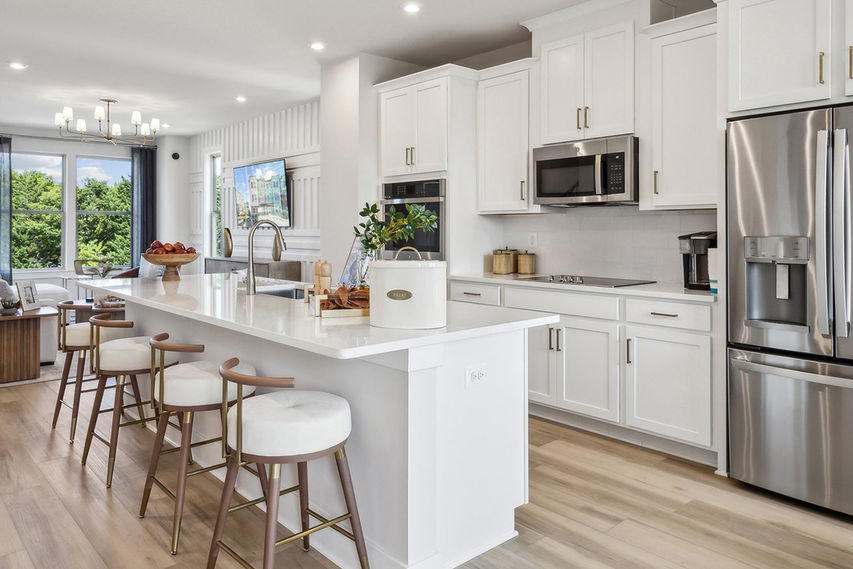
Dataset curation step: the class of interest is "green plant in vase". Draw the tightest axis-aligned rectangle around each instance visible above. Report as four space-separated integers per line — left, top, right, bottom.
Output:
353 202 438 287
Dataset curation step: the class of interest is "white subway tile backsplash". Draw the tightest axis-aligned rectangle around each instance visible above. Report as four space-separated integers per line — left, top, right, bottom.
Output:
500 208 716 282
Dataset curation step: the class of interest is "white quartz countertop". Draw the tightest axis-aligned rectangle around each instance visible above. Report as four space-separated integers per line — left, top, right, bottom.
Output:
81 274 558 360
450 273 716 303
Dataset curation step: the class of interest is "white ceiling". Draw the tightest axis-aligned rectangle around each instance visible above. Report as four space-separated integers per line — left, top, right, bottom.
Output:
0 0 580 136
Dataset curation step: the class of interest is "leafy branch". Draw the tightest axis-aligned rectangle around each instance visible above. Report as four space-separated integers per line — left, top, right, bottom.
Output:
353 202 438 252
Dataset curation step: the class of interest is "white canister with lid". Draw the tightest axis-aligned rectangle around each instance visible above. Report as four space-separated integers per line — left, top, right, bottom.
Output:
369 247 447 329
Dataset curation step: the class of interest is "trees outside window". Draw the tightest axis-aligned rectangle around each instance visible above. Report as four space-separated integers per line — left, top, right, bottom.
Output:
76 157 132 265
11 153 63 269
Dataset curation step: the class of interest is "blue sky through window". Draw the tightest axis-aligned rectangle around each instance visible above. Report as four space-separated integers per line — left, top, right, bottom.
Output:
77 156 131 186
11 153 63 182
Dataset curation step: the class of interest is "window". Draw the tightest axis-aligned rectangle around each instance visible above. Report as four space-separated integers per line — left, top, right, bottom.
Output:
76 157 132 265
11 153 64 269
210 154 222 256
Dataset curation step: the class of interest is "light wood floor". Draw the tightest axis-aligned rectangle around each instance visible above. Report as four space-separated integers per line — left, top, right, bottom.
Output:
2 376 853 569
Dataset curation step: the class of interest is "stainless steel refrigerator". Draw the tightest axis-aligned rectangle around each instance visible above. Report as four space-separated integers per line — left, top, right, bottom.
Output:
728 105 853 516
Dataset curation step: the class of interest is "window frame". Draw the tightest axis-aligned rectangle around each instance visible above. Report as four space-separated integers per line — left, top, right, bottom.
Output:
74 154 133 267
10 151 66 271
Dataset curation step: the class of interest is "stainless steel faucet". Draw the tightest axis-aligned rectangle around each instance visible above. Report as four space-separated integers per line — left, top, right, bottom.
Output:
246 220 287 295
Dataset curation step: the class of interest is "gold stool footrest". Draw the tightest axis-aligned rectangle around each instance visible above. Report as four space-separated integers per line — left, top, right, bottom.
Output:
217 541 255 569
227 483 299 513
159 436 222 456
307 508 355 541
275 512 352 548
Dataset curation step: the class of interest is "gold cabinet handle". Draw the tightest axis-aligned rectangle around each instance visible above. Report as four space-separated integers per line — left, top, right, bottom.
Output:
819 51 825 84
650 311 679 318
653 170 659 195
405 147 410 165
576 107 582 130
555 328 561 352
626 338 632 364
462 291 482 296
410 146 415 165
520 180 525 200
848 46 852 80
548 327 554 351
584 106 590 129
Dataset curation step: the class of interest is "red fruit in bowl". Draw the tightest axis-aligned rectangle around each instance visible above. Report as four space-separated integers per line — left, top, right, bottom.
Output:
163 243 175 252
174 241 184 250
186 247 197 254
146 247 154 254
150 240 162 249
154 247 166 254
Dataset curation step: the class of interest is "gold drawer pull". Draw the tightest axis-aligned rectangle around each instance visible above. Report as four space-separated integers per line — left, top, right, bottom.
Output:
462 291 482 296
819 51 825 84
650 311 679 318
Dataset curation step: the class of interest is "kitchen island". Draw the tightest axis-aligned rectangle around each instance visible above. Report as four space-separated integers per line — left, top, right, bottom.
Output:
82 274 557 569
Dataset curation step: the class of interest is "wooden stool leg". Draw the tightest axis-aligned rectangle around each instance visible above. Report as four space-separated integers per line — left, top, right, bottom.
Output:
69 350 87 443
139 412 170 518
129 375 146 427
82 375 107 466
257 463 269 501
335 448 369 569
51 351 73 430
263 463 282 569
177 412 194 465
106 375 125 488
207 452 240 569
171 411 195 555
297 461 310 551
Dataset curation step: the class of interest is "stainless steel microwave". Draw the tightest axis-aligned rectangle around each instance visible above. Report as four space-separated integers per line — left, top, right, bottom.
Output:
532 135 638 206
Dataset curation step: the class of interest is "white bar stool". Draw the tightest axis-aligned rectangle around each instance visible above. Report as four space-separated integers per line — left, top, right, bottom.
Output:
51 300 130 443
140 333 267 555
207 358 369 569
81 313 178 487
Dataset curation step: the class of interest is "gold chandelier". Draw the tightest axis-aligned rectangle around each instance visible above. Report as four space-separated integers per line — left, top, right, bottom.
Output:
54 98 159 146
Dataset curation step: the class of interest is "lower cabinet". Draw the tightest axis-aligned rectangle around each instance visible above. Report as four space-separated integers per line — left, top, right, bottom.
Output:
624 325 712 446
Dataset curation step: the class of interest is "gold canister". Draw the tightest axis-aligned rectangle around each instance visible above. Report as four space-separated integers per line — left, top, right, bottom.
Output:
518 252 536 274
492 248 518 274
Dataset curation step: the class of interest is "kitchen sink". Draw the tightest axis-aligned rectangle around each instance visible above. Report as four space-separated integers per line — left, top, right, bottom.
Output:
257 286 304 299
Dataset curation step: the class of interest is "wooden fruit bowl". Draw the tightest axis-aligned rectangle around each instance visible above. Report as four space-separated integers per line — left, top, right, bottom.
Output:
142 253 199 281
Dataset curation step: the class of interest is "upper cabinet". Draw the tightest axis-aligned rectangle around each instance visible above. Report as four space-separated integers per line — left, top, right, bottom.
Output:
540 22 634 144
477 68 533 213
647 15 719 209
380 77 448 177
846 0 853 96
728 0 831 112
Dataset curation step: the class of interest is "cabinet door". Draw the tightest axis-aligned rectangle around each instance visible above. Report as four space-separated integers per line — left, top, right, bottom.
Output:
478 71 530 213
528 325 557 405
846 0 853 96
540 35 585 144
728 0 831 111
650 24 718 209
625 325 711 446
380 87 414 177
584 22 634 139
411 78 448 174
554 318 621 422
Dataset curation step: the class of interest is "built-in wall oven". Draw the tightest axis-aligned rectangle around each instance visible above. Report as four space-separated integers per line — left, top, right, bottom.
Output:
532 134 638 206
380 178 445 260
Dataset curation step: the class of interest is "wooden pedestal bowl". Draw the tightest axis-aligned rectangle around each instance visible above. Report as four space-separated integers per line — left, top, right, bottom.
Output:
141 253 200 281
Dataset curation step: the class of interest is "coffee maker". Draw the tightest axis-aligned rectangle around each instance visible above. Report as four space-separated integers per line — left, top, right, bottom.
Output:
679 231 717 290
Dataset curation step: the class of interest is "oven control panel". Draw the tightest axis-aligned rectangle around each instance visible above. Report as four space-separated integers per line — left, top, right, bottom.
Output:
604 153 625 194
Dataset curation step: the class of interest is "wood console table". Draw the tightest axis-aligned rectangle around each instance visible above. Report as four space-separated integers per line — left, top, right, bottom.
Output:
0 307 58 382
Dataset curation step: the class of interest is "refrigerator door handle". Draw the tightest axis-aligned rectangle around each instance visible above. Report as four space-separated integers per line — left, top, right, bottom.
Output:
833 128 852 338
730 358 853 389
816 129 831 336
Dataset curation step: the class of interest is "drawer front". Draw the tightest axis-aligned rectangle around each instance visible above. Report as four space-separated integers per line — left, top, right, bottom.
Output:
205 259 247 274
625 298 711 332
504 286 619 320
449 282 502 306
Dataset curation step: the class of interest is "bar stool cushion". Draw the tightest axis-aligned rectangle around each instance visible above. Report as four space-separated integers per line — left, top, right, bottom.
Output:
99 336 180 372
64 322 130 348
227 391 351 457
155 360 257 407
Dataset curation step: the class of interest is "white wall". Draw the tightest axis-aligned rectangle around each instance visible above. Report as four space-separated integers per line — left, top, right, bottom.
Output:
319 54 424 274
155 135 191 249
186 100 322 279
452 40 532 70
500 208 716 282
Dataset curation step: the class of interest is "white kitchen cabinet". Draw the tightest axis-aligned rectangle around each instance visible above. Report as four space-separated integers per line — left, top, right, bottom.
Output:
379 78 448 177
846 0 853 96
648 19 719 209
554 317 621 422
477 70 531 213
625 324 711 446
728 0 831 111
528 324 557 405
540 22 634 144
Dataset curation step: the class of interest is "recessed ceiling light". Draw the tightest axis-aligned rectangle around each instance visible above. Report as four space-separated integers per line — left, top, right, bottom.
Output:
403 2 421 14
162 123 171 128
235 95 247 103
9 62 28 70
310 41 325 51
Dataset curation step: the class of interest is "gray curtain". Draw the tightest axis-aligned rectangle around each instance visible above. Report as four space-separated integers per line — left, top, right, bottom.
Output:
0 137 10 282
131 147 157 264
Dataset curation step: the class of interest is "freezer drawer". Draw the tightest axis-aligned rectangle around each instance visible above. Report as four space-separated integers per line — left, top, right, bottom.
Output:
729 348 853 515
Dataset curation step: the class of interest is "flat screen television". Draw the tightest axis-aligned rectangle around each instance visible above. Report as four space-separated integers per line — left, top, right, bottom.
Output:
232 158 291 229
